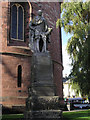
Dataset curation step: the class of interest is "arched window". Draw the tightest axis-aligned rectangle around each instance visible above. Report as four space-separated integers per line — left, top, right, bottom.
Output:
17 65 22 87
11 4 24 41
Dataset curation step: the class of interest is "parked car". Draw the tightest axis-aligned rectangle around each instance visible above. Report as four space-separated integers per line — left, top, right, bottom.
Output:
66 98 90 111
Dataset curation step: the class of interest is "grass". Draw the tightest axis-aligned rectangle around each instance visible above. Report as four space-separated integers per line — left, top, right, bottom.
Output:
1 114 24 120
63 109 90 120
1 109 90 120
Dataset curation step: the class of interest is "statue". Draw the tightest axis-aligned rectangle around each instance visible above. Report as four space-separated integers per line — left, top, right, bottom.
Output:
25 10 62 120
29 10 52 52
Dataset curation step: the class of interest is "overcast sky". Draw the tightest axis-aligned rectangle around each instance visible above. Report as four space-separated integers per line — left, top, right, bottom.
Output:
61 27 72 77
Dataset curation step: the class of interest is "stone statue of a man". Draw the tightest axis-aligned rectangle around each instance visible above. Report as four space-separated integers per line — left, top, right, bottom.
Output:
29 10 52 52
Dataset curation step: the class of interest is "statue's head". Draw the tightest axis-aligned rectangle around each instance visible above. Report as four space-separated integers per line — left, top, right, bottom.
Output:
37 10 42 16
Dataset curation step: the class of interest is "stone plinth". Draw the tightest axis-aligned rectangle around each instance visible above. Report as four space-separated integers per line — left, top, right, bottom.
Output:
25 52 62 120
31 52 54 85
25 110 62 120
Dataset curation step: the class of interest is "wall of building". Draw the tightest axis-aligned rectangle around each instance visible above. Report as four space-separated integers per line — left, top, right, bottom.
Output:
63 80 81 98
0 2 63 109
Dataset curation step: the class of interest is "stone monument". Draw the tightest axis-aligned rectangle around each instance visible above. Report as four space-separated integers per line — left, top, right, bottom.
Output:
25 10 62 120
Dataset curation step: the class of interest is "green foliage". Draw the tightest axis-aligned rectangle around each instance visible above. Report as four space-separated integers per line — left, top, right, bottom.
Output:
57 1 90 97
70 81 81 96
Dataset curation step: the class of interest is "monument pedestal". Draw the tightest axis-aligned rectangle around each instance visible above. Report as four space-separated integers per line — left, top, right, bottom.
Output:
25 52 62 120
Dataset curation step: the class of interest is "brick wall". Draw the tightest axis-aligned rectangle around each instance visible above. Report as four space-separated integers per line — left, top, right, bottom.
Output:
0 2 63 108
2 54 31 106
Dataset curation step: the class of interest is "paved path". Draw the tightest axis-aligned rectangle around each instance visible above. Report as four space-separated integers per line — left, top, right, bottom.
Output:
63 109 89 112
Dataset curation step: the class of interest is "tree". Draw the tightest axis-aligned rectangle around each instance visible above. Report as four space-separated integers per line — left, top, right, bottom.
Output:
57 1 90 97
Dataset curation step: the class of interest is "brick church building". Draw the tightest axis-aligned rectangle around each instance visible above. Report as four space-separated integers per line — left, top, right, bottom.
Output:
0 1 63 110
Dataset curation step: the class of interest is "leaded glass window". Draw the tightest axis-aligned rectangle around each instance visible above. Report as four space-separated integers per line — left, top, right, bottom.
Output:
11 4 24 41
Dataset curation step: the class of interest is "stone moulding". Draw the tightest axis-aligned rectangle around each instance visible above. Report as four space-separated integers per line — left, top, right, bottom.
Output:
25 110 62 120
26 96 62 111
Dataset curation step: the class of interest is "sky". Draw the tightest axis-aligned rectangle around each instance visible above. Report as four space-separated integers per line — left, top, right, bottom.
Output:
61 27 72 77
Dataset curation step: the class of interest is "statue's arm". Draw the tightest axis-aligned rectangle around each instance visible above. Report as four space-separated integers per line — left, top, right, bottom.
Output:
29 21 35 31
44 19 48 32
44 19 52 36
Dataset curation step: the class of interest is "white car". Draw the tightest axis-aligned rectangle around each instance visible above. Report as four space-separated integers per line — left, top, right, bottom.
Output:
74 103 90 109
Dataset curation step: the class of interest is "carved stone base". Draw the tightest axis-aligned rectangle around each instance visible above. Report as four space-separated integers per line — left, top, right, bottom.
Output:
25 110 62 120
25 52 63 120
26 96 61 111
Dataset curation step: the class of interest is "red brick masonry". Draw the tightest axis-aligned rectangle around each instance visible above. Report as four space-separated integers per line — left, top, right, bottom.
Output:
0 2 63 108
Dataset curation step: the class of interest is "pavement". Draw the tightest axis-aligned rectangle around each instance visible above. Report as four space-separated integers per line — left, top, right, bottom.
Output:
63 109 89 112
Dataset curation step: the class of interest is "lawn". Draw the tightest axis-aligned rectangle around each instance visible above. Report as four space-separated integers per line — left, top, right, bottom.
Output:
63 109 90 120
1 109 90 120
1 114 24 120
